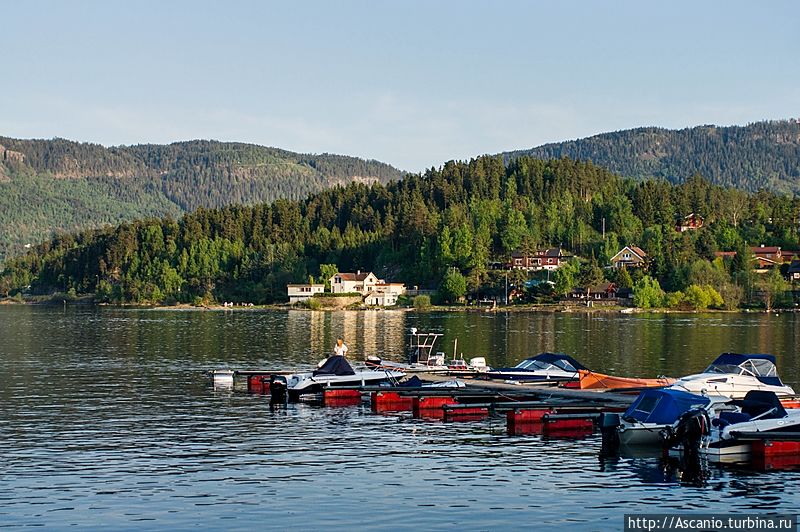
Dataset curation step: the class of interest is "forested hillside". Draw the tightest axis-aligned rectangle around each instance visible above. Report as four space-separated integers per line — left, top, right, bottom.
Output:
501 120 800 193
0 137 403 262
3 155 798 309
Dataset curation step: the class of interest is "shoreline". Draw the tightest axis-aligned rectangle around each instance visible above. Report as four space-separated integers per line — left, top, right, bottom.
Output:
1 297 791 315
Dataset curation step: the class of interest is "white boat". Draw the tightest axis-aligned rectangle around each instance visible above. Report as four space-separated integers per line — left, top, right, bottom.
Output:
669 353 795 399
483 352 585 382
364 328 489 376
280 355 404 401
666 390 800 462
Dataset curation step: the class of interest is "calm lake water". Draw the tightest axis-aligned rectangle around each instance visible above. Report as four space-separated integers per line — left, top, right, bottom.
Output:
1 306 799 530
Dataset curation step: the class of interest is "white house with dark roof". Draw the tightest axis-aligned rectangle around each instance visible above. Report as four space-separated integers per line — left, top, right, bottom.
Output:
610 245 648 269
329 271 380 294
326 271 406 305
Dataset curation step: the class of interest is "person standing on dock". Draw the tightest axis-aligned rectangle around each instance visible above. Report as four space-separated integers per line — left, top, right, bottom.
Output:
334 337 348 358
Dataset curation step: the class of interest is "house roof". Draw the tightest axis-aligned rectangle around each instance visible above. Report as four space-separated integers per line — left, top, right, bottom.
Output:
573 282 617 294
788 259 800 273
287 284 324 288
752 246 781 255
591 282 616 292
333 272 374 281
510 248 563 259
628 245 646 258
611 245 646 262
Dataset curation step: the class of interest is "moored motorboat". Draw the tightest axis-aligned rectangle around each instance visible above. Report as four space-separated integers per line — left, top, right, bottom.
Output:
615 388 725 446
669 353 796 399
665 390 800 462
279 356 405 402
576 369 675 390
364 328 490 376
483 352 586 382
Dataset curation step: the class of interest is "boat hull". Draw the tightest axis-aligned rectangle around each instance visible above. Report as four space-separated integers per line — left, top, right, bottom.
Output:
670 373 795 399
483 370 577 382
618 423 668 446
578 370 675 390
286 369 405 400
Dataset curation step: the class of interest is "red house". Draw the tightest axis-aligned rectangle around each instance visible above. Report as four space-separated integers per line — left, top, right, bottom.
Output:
676 213 704 232
752 245 782 269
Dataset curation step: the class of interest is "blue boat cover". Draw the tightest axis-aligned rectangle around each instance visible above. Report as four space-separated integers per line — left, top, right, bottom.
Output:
533 353 588 370
313 356 356 376
623 389 711 425
711 353 776 365
732 390 787 419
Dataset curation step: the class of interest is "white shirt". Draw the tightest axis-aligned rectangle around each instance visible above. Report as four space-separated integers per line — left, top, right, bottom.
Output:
334 343 348 357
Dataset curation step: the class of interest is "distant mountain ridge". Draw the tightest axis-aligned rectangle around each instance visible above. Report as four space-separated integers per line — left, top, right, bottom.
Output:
0 137 404 261
500 120 800 193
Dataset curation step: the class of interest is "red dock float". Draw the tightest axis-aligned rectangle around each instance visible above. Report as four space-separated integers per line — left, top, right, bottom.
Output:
323 389 363 407
371 391 414 413
751 440 800 471
507 409 599 437
507 408 554 425
412 396 458 419
443 406 490 422
247 375 270 394
752 439 800 456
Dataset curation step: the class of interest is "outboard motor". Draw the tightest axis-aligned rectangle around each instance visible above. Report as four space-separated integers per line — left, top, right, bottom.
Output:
665 408 710 451
662 408 710 486
599 412 621 455
269 375 288 406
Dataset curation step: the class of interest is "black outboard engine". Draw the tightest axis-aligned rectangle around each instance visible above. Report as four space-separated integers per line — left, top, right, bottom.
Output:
663 407 710 456
599 412 621 455
661 407 710 485
269 375 288 406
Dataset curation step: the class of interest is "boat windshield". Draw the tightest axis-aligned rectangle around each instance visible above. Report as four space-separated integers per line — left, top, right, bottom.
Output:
632 394 661 417
516 359 549 370
551 359 578 372
515 358 577 372
704 359 777 377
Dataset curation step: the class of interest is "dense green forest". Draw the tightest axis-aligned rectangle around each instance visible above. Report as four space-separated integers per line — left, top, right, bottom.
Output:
501 120 800 193
2 154 799 309
0 137 403 262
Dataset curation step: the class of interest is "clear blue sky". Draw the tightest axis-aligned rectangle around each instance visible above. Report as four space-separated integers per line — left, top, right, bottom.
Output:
1 1 798 171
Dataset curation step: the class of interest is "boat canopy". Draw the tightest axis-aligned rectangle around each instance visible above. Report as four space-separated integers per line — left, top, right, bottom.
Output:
731 390 787 420
512 352 587 372
313 356 356 376
703 353 782 385
623 388 710 425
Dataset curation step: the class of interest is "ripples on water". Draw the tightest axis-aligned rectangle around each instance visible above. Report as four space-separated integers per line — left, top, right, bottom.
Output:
1 307 799 529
